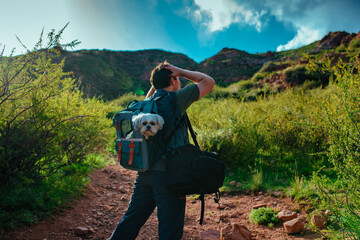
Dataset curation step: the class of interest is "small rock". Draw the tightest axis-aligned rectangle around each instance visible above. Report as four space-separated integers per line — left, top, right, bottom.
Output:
119 187 127 193
220 223 252 240
277 210 298 222
252 203 267 209
110 172 117 179
196 217 207 224
74 227 91 237
283 218 305 234
200 229 220 240
230 181 236 186
120 196 127 201
220 214 229 222
218 203 236 210
272 189 284 197
218 204 226 210
312 214 327 229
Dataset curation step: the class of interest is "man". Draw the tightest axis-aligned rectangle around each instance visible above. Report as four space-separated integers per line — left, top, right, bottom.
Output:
109 61 215 240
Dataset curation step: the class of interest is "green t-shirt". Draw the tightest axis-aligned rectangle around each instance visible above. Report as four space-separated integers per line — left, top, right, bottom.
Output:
151 84 199 171
175 83 200 116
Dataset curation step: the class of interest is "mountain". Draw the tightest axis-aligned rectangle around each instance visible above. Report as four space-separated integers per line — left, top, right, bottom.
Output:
61 49 197 100
60 31 360 100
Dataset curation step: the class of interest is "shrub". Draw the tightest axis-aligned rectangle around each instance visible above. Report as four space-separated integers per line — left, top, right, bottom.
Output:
349 38 360 50
188 88 329 176
228 79 254 93
0 26 112 229
249 207 279 227
310 56 360 239
283 64 308 85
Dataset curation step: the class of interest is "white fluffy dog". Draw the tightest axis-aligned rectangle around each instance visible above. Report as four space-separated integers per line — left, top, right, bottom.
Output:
132 113 164 140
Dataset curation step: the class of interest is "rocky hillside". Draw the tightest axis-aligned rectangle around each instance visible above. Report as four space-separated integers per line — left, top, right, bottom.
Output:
61 49 197 100
60 31 360 100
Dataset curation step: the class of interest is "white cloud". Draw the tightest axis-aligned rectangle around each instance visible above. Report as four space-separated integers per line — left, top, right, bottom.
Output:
193 0 266 33
260 0 360 51
276 26 322 51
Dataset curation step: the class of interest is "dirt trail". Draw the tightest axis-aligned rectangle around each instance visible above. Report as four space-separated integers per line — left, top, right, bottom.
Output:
3 164 321 240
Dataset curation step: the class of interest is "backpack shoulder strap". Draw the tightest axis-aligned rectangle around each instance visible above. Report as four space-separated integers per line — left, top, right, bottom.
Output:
184 113 199 148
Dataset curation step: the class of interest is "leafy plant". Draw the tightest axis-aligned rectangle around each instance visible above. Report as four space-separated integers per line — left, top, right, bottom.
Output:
310 56 360 239
287 174 305 199
0 25 112 230
249 207 279 227
249 168 264 191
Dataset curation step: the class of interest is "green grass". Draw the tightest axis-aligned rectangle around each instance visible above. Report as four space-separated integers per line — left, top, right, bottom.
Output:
249 207 279 227
0 154 109 231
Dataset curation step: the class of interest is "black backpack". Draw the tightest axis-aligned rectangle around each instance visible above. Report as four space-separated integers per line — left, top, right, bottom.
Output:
165 114 226 225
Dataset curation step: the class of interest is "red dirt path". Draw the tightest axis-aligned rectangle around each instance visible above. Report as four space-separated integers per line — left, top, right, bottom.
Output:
3 164 321 240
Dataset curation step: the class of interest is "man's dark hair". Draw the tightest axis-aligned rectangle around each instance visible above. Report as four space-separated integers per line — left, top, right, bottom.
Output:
150 61 173 89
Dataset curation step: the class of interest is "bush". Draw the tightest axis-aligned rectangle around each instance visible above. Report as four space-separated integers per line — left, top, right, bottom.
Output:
349 38 360 50
249 207 279 227
0 49 112 185
283 65 308 85
188 88 329 176
0 26 113 229
311 56 360 239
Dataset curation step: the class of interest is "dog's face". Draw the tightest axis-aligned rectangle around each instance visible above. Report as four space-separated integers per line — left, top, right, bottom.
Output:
132 113 164 139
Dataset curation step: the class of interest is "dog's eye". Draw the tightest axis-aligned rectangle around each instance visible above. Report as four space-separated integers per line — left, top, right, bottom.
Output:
150 122 155 126
142 122 147 126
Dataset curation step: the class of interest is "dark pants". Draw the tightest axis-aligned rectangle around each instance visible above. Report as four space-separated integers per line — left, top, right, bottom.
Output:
109 170 186 240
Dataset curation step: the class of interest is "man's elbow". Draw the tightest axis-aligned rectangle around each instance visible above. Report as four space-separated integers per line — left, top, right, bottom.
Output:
198 77 216 99
208 77 215 90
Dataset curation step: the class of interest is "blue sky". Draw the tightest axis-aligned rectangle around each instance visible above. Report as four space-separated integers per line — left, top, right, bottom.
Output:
1 0 359 62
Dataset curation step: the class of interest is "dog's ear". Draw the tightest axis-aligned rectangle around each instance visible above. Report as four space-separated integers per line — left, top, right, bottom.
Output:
155 115 164 129
132 114 142 130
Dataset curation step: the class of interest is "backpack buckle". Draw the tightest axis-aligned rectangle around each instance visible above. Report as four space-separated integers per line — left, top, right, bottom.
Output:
128 141 136 165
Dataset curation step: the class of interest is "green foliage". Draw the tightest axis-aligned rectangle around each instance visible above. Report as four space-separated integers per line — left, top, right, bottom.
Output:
188 88 329 176
107 93 145 119
249 207 279 227
205 85 235 99
0 26 112 230
283 65 308 84
259 61 289 73
0 155 103 229
287 174 306 199
310 56 360 239
228 79 255 93
248 168 264 191
63 51 135 100
349 38 360 50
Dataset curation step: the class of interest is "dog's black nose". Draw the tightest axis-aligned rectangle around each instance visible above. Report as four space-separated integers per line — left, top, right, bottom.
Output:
146 125 151 130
